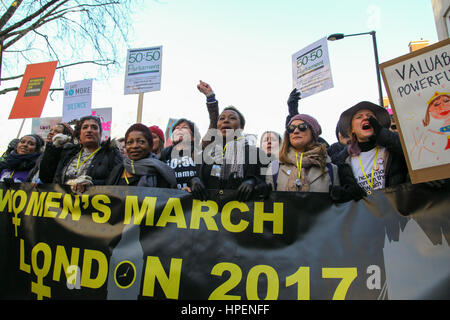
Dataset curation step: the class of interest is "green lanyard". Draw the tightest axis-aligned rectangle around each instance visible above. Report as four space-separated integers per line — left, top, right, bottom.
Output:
76 147 100 175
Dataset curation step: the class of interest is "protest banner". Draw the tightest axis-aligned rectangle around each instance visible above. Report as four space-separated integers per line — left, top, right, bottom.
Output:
380 38 450 184
31 117 62 139
292 37 334 99
0 182 448 300
8 61 58 119
91 108 112 142
62 79 93 123
124 46 163 95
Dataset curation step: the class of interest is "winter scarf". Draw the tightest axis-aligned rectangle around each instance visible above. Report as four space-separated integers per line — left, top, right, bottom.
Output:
123 153 176 188
284 144 327 192
218 136 247 181
5 151 41 171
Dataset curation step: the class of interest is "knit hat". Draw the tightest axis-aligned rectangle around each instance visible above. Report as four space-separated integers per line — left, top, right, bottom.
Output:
288 114 322 141
149 125 165 143
125 123 153 149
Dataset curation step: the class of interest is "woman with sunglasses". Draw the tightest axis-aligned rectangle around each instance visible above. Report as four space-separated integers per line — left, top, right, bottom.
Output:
266 114 339 192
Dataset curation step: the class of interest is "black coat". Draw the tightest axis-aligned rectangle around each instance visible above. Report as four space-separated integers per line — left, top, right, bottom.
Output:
196 144 265 190
105 162 174 188
333 128 409 189
39 139 122 185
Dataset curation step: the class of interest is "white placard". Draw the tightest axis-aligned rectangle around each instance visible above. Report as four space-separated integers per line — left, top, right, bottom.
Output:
292 37 334 98
381 41 450 172
62 79 93 123
124 46 162 95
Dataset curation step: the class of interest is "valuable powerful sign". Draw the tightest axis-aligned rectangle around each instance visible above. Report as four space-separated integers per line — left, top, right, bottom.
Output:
0 182 449 300
380 38 450 183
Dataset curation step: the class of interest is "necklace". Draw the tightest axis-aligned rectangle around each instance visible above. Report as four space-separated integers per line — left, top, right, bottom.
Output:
358 147 378 195
295 151 304 187
75 147 100 175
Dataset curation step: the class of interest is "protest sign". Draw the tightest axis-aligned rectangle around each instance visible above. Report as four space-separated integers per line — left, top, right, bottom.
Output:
292 37 334 99
62 79 93 123
91 108 112 142
380 38 450 183
31 117 62 140
0 182 449 300
9 61 58 119
124 46 163 95
164 118 178 147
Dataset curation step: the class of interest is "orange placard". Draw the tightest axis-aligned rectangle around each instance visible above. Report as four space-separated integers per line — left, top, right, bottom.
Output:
8 61 58 119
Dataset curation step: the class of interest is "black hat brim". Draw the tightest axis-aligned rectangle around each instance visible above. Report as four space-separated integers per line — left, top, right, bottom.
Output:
339 101 391 136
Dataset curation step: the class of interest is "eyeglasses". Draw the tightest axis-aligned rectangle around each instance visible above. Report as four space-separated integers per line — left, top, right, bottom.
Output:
287 123 309 133
390 124 397 130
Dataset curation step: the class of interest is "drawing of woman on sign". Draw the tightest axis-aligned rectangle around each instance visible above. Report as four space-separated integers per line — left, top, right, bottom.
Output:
411 92 450 163
422 92 450 150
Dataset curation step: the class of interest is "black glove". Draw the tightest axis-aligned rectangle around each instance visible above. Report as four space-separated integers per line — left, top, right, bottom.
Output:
287 88 301 115
254 181 272 199
237 178 256 202
189 177 207 201
368 116 382 138
330 184 366 203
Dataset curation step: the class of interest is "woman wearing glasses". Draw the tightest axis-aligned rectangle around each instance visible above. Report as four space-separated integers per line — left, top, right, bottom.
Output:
266 114 339 192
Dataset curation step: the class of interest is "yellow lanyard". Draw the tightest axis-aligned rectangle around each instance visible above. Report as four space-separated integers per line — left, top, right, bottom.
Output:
9 170 15 178
295 151 304 180
123 161 136 185
123 169 130 185
358 147 378 192
76 147 100 174
222 136 244 159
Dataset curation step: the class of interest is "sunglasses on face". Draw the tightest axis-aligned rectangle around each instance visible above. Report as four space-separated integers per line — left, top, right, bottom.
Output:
287 123 309 133
390 124 397 130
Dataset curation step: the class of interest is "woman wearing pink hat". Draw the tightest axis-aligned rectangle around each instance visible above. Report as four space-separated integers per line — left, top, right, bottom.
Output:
266 113 339 193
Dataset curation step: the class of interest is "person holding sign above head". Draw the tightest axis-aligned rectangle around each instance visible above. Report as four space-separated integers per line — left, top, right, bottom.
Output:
266 114 340 193
39 115 122 194
106 123 176 188
0 134 44 184
332 101 408 198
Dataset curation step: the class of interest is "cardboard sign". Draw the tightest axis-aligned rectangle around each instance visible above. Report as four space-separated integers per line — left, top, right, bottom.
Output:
31 116 63 141
380 38 450 184
9 61 58 119
292 37 334 98
62 79 93 123
124 46 162 95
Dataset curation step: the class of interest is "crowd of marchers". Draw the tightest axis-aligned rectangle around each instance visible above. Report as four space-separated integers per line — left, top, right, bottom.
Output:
0 80 447 203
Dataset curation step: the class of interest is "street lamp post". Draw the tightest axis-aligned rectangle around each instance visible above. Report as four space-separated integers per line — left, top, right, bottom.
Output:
327 31 384 107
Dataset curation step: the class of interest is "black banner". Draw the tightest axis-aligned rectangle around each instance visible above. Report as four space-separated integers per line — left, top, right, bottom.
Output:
0 182 449 300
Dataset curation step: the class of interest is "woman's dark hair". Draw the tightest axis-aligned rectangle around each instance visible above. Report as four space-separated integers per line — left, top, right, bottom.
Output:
172 118 201 148
57 123 75 139
74 116 102 140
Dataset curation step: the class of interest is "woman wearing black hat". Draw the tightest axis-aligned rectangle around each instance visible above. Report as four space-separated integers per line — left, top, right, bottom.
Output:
39 115 122 193
0 134 44 183
332 101 408 199
106 123 176 188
